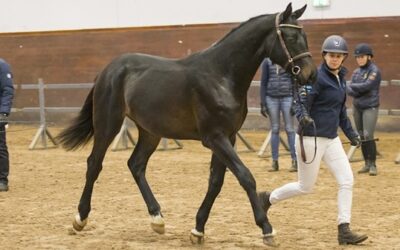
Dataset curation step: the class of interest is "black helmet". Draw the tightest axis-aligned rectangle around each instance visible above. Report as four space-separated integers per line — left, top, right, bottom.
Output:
321 35 348 54
354 43 373 57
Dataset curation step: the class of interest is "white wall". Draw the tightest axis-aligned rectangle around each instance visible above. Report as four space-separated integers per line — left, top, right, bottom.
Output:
0 0 399 33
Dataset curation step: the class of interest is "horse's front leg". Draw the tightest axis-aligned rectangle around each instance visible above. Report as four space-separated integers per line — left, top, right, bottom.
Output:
190 153 227 244
204 134 275 246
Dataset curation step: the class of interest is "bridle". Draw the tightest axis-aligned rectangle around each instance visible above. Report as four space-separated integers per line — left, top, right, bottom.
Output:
271 12 317 164
272 12 312 76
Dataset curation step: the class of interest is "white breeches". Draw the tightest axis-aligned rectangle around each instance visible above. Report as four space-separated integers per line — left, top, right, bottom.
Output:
269 135 354 225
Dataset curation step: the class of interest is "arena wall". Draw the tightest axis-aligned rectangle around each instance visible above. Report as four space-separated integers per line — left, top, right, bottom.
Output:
0 16 399 130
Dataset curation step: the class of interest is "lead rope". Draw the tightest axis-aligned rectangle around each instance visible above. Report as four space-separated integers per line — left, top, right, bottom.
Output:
293 77 317 164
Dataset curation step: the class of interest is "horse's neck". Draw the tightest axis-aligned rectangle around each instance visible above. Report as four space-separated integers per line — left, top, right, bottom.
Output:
208 16 275 95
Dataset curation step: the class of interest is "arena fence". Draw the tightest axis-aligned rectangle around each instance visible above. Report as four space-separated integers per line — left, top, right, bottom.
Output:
12 79 399 162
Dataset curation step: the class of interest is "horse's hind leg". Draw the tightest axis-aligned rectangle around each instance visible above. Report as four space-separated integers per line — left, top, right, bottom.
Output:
126 126 163 233
73 117 124 232
190 153 227 244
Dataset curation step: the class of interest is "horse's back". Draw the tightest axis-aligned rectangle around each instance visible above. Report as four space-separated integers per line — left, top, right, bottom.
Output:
96 52 201 139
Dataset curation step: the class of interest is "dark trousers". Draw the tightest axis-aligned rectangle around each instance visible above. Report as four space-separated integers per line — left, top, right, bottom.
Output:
0 124 9 184
353 106 378 161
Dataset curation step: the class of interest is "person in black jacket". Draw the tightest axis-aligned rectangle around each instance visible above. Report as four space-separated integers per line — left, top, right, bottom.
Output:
258 35 368 246
347 43 381 176
260 58 297 172
0 58 14 192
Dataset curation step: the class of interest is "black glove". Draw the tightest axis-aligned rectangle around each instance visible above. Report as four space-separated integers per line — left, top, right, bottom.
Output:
0 113 8 125
260 104 269 118
350 136 361 147
299 115 313 127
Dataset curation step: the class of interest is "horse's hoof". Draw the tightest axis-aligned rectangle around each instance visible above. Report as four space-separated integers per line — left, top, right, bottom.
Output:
72 214 88 232
150 214 165 234
263 229 278 247
263 236 279 247
190 228 204 245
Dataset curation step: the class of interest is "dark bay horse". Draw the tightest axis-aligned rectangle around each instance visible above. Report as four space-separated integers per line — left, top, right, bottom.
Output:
57 3 317 246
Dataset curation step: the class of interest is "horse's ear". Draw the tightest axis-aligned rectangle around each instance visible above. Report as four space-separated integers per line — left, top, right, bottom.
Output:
293 4 307 19
281 3 293 23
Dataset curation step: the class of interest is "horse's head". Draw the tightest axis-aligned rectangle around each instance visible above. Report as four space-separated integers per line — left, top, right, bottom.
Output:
267 3 317 85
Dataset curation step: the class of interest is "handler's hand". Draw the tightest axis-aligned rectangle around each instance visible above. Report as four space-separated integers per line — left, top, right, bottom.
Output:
350 136 361 148
300 115 313 127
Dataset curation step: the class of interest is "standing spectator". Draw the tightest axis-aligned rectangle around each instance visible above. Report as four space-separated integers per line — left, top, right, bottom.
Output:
260 58 297 172
347 43 381 176
0 58 14 192
258 35 368 245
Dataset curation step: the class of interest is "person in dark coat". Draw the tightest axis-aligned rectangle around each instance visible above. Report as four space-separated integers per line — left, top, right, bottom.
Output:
260 58 297 172
258 35 368 246
347 43 381 176
0 58 15 192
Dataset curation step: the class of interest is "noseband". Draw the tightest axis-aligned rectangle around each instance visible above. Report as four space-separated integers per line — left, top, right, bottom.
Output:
273 13 312 75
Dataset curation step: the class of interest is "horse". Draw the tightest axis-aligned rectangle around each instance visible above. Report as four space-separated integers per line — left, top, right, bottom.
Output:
56 3 317 246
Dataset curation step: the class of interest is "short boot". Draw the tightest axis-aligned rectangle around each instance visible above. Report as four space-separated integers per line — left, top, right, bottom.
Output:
289 160 298 172
268 160 279 172
338 223 368 245
258 192 271 214
369 161 377 176
358 160 370 174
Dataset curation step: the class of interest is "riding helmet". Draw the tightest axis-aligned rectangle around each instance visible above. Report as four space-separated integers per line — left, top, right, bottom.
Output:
354 43 373 57
321 35 348 54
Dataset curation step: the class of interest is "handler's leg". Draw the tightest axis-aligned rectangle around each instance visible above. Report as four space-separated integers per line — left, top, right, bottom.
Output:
269 136 325 204
323 137 367 245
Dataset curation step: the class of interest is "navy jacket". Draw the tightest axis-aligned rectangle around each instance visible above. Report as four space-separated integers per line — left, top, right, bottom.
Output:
347 61 381 110
0 59 14 115
259 58 293 106
296 63 358 140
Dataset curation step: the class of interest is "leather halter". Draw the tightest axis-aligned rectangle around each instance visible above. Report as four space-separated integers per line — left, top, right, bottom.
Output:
274 13 312 75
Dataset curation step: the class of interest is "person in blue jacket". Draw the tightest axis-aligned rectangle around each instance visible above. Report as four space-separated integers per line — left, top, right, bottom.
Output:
258 35 368 246
347 43 381 176
0 59 14 192
260 58 297 172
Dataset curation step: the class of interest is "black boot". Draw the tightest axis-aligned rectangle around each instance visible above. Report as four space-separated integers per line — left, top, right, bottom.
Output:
258 192 271 214
268 160 279 172
358 160 370 174
338 223 368 245
368 141 378 176
289 160 297 172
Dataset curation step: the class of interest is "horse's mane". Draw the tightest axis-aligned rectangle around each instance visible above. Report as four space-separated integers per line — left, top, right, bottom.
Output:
213 13 275 47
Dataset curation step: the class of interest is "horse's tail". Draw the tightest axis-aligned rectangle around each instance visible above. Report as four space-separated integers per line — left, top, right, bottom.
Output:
56 87 94 151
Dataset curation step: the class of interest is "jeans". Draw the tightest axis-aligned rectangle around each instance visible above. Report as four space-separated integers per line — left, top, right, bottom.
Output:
270 136 354 225
0 124 9 184
265 95 296 160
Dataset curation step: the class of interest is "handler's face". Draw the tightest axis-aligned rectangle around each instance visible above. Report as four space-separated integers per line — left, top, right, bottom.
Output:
324 52 346 69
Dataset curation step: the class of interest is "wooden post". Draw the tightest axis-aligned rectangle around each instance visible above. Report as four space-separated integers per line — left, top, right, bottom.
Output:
111 118 136 151
29 78 58 150
236 132 255 152
257 131 290 157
